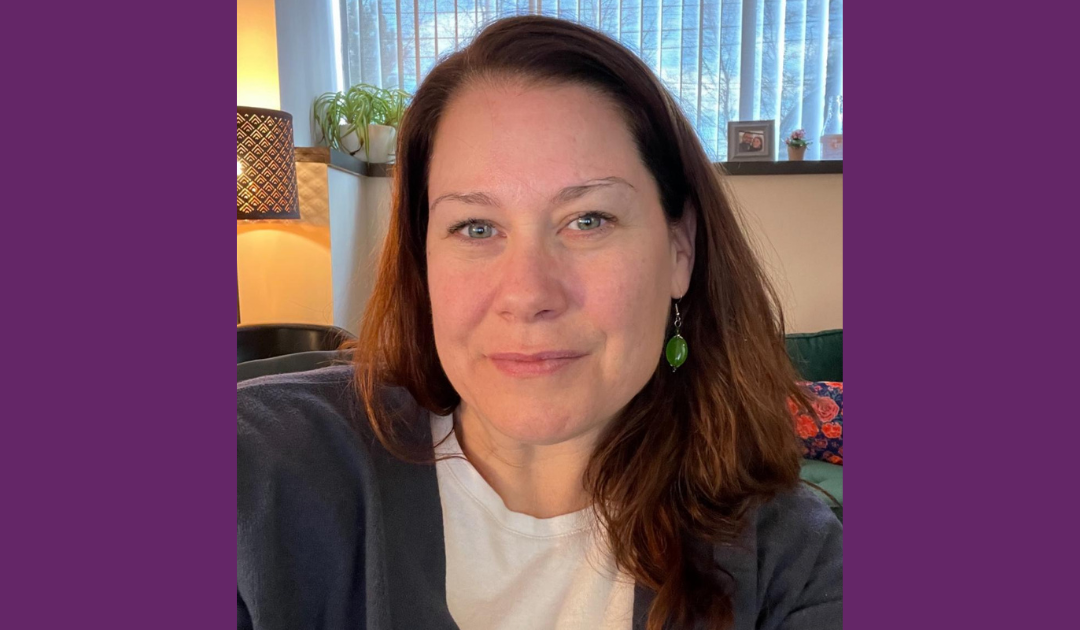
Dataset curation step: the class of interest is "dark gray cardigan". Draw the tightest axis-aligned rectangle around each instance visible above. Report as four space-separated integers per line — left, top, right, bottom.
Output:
238 366 842 630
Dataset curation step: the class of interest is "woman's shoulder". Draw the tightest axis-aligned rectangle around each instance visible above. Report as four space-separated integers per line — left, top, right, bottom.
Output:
237 366 431 564
752 484 842 550
239 363 358 418
237 367 433 628
239 365 362 455
630 487 841 629
237 365 424 474
238 367 450 629
699 485 842 629
238 362 356 400
239 363 422 432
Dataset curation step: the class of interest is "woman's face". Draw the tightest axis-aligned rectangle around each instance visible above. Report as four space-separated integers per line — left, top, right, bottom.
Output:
426 81 694 447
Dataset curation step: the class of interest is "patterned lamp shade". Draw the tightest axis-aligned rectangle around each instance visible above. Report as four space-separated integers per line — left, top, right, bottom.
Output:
237 106 300 220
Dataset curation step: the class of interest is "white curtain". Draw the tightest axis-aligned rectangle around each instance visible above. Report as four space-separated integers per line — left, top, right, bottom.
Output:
340 0 842 160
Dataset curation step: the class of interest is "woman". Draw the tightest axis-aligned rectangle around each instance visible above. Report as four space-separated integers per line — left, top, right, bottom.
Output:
238 15 841 630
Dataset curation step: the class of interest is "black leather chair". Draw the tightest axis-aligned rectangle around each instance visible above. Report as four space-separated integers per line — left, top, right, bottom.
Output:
237 324 356 364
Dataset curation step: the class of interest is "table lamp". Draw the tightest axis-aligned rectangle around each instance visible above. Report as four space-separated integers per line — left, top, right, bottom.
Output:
237 106 301 322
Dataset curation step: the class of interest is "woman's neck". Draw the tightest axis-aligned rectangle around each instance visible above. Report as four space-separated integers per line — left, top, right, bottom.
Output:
453 405 600 519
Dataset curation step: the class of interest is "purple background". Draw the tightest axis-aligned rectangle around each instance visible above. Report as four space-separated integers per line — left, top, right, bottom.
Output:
4 0 235 626
3 1 1074 627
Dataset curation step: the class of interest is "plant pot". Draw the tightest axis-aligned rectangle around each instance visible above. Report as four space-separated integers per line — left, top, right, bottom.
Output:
787 145 807 161
339 124 362 155
366 124 397 163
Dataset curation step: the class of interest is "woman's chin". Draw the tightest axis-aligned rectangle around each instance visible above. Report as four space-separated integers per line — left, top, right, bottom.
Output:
468 401 601 447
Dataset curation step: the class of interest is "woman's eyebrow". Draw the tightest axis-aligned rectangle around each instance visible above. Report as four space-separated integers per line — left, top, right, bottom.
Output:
550 177 635 206
429 190 501 213
430 176 634 213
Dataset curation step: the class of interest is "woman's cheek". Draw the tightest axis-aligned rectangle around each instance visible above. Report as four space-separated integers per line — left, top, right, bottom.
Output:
430 257 492 330
580 255 647 327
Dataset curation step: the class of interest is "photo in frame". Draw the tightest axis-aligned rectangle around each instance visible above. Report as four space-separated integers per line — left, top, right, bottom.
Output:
821 133 843 160
727 120 777 162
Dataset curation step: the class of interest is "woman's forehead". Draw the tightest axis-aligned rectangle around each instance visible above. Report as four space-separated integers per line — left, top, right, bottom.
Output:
428 83 646 202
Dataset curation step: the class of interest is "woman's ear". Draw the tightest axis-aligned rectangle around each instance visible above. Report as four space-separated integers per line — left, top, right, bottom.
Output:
670 203 697 299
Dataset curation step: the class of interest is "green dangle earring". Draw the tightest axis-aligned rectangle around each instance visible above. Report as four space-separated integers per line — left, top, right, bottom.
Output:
665 300 688 372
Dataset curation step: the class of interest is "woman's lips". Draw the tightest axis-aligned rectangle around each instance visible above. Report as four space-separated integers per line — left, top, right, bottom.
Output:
487 351 586 377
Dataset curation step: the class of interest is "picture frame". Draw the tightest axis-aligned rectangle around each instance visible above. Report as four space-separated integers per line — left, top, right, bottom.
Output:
727 120 777 162
821 133 843 160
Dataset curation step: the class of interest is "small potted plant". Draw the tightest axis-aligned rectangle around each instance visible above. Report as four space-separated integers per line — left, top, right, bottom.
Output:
314 90 360 155
783 129 812 161
366 88 411 164
313 84 412 164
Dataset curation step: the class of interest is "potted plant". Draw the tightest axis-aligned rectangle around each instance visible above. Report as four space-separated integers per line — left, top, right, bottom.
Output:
367 88 410 164
314 86 375 157
313 84 412 164
783 129 812 161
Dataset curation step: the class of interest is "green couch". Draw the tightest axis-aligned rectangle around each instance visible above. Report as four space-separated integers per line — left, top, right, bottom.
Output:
787 330 843 521
238 329 844 520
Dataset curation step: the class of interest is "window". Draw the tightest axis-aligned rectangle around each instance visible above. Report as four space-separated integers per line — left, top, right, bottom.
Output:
339 0 842 160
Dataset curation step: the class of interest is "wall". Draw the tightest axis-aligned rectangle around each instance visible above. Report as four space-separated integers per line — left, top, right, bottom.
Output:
275 0 338 146
329 169 373 334
237 0 280 108
724 173 843 333
236 223 334 325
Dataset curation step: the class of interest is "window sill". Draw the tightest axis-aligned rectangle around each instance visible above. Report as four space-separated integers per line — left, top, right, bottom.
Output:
295 147 394 177
296 149 841 179
715 160 843 176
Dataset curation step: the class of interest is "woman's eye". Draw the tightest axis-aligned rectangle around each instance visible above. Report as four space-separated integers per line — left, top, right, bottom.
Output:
467 224 493 238
567 213 612 231
453 221 498 239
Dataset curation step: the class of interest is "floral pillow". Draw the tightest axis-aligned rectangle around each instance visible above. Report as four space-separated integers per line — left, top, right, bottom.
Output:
789 381 843 465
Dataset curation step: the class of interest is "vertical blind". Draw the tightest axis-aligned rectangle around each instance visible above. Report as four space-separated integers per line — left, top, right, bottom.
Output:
341 0 842 160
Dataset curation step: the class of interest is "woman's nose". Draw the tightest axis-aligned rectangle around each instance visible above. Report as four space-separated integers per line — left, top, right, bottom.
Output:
491 238 569 323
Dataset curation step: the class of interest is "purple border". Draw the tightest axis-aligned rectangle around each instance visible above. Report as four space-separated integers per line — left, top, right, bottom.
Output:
4 1 234 627
840 3 1077 628
9 2 1064 628
844 2 905 625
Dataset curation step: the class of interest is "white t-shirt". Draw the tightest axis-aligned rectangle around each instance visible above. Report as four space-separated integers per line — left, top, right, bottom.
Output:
431 412 635 630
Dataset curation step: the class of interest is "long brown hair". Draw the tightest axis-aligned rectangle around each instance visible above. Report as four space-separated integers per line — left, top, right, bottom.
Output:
354 15 809 630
